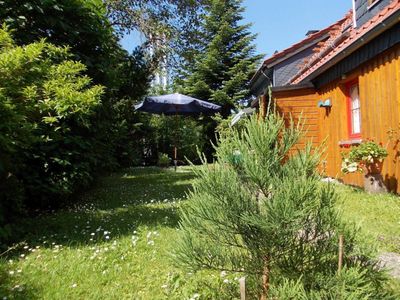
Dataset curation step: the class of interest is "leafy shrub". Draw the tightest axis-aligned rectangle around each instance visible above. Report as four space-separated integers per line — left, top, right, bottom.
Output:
157 153 170 167
0 26 104 244
0 1 152 248
341 140 388 173
349 140 388 163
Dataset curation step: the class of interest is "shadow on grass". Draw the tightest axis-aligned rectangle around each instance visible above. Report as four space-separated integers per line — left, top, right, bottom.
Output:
4 167 195 252
0 167 192 299
0 262 39 299
81 166 196 209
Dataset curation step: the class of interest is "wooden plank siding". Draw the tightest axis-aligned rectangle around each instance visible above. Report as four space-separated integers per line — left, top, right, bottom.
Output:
272 44 400 192
316 44 400 192
273 88 320 152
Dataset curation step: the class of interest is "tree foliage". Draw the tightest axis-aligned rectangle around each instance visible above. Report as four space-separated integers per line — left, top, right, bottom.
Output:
176 115 391 299
105 0 208 68
179 0 263 117
149 115 206 164
0 0 123 86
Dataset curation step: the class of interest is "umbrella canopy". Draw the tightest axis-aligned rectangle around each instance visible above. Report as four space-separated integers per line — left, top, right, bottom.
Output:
135 93 221 116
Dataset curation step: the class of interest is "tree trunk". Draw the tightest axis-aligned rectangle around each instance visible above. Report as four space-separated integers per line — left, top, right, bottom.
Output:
260 258 270 300
364 173 387 193
363 160 387 193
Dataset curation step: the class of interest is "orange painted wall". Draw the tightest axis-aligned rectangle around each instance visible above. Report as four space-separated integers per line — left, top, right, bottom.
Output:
273 44 400 192
317 44 400 191
274 88 319 151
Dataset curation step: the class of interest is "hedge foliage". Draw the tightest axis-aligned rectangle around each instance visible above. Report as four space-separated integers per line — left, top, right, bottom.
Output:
0 26 103 237
0 21 151 245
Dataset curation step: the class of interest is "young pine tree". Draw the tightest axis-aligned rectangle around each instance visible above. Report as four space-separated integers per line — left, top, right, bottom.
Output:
175 115 391 299
181 0 263 117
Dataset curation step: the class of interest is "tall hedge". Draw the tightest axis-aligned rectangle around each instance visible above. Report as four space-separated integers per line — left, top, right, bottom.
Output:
0 27 105 242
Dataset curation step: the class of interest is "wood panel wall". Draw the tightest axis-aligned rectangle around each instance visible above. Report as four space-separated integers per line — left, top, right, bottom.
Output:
273 44 400 192
317 44 400 191
274 88 319 150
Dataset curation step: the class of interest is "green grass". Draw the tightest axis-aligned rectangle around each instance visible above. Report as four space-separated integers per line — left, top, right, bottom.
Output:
336 184 400 253
335 184 400 295
1 168 399 299
0 167 238 300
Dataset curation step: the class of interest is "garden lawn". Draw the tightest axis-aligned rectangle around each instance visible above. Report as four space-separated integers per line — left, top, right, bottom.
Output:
336 184 400 254
1 168 399 299
336 183 400 294
0 167 238 300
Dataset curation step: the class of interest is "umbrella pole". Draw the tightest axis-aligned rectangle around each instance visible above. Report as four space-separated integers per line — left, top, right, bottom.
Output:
174 111 178 172
174 145 177 171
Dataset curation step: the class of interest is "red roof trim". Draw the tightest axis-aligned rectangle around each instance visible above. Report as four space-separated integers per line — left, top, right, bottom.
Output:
261 15 349 67
291 0 400 84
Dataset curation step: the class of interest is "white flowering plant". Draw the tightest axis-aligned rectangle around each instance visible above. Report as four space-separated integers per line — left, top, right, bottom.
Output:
341 140 388 173
341 158 361 173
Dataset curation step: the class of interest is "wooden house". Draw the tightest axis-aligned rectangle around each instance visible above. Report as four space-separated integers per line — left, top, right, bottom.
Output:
250 0 400 192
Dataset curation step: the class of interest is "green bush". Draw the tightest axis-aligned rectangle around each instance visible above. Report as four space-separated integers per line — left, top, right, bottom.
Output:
0 1 152 248
0 26 104 244
342 140 388 173
157 153 170 167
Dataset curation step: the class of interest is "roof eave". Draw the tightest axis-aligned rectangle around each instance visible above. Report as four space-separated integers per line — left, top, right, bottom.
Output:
249 68 272 97
249 64 267 87
298 9 400 84
265 34 330 68
271 82 315 92
250 97 259 108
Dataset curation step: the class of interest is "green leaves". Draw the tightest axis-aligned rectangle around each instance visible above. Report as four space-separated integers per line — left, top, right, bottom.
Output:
0 27 104 209
180 0 263 117
0 24 14 49
0 28 103 124
348 140 388 163
42 61 103 119
176 114 390 298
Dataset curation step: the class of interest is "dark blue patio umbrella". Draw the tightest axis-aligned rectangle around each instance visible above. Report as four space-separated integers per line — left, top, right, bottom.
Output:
135 93 221 169
134 93 221 115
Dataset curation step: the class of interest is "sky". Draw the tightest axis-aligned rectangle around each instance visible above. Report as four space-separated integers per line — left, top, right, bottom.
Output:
120 0 352 60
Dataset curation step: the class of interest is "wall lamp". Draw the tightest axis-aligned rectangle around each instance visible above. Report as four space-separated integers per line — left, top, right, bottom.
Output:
318 99 332 108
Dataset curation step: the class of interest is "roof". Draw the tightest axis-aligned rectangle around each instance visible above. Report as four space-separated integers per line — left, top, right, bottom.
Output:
291 0 400 84
261 18 346 68
249 12 350 90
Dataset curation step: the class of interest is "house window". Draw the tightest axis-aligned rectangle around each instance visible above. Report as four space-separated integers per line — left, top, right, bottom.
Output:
347 81 361 139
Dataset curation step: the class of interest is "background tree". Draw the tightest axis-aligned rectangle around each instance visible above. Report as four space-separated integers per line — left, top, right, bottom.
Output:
0 0 122 86
180 0 263 117
105 0 209 70
175 115 390 299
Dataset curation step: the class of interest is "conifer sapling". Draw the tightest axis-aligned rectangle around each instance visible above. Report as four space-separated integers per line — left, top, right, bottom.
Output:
175 114 389 299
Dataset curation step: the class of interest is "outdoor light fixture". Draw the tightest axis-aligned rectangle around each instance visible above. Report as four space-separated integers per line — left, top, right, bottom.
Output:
318 99 332 108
